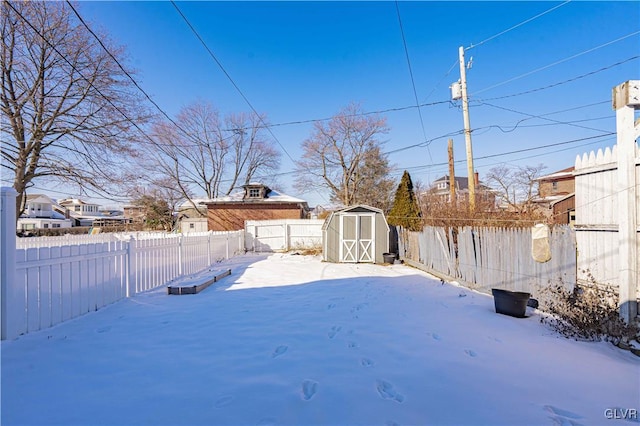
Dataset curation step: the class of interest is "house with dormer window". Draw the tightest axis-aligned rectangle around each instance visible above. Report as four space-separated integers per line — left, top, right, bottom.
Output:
58 198 103 227
428 173 497 206
17 194 72 232
204 183 310 231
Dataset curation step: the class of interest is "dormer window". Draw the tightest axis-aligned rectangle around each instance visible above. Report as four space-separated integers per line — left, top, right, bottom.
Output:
248 188 261 198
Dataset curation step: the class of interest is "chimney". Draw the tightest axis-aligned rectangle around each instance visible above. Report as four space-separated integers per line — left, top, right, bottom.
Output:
474 171 479 187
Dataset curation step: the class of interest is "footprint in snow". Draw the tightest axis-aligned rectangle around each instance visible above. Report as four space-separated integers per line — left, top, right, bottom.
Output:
544 406 585 426
348 341 359 349
328 326 342 339
96 326 111 334
464 349 478 357
327 303 336 310
430 333 442 341
272 345 288 358
376 380 404 403
214 395 234 408
361 358 374 367
301 380 318 401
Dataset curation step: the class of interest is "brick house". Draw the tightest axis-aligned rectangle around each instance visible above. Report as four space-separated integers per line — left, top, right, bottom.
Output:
205 183 310 231
532 167 575 224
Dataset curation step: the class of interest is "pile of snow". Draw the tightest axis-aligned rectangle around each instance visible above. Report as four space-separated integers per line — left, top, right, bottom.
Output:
2 253 638 425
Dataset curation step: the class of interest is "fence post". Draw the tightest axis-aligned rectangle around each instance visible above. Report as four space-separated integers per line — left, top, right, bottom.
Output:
125 236 136 298
178 234 183 276
1 187 24 340
225 232 229 260
208 231 212 265
284 222 289 251
613 80 639 322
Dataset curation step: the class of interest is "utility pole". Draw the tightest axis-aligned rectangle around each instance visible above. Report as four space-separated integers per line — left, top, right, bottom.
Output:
448 139 456 205
458 46 475 212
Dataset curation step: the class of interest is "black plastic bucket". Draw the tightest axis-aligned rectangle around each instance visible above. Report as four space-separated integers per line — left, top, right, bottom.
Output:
491 288 530 318
382 253 396 264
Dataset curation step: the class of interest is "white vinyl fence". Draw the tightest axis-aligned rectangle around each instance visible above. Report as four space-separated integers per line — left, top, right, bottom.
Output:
245 219 324 252
399 225 577 298
1 188 245 340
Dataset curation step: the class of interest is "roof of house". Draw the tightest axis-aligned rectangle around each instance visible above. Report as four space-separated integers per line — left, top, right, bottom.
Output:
209 188 307 204
536 167 575 182
431 175 479 191
58 198 100 206
25 194 54 203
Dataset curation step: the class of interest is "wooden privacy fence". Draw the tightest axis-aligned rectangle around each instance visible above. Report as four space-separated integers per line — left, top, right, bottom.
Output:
574 143 639 320
245 219 324 252
399 225 576 298
1 188 244 340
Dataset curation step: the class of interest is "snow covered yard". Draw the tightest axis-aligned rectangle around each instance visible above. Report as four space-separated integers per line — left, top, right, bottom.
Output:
1 253 638 426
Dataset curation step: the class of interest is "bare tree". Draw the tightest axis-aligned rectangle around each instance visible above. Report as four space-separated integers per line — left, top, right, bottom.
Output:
485 163 547 212
1 1 149 219
143 101 280 215
295 103 390 206
348 145 395 211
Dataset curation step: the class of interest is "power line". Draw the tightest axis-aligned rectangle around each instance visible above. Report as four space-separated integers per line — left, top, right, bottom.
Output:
3 1 152 145
466 1 572 50
65 1 216 152
479 56 639 101
472 30 640 96
170 0 329 204
476 100 612 133
170 2 295 161
405 134 614 176
394 1 432 161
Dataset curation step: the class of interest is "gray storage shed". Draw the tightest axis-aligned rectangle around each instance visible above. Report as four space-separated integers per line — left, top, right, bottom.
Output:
322 205 390 264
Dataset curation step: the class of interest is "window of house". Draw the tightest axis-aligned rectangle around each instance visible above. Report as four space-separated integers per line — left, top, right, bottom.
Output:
249 188 261 198
189 223 195 229
43 224 49 228
74 206 81 212
552 181 558 190
53 224 60 228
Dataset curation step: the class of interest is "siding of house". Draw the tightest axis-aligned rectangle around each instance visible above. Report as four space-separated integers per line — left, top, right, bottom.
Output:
208 203 306 231
552 196 575 225
539 178 575 198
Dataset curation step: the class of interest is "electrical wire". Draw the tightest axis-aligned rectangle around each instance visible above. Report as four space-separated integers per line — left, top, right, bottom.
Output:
466 1 572 50
479 56 639 101
65 1 217 151
472 30 640 96
476 100 612 134
170 0 329 203
394 1 432 161
3 1 154 148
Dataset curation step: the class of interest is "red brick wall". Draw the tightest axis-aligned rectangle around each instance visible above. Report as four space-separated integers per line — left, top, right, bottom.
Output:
207 203 306 231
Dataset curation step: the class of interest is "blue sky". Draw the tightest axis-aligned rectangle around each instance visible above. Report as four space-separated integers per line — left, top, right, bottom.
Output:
42 1 640 207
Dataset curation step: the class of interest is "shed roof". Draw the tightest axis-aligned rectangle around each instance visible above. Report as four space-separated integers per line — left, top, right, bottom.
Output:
322 204 388 231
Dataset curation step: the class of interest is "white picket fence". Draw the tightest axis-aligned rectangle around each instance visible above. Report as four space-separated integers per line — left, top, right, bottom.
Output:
574 144 639 284
245 219 324 252
400 225 577 298
1 187 245 340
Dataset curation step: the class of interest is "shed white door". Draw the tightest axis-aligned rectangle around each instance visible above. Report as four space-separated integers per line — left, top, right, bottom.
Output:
340 214 375 263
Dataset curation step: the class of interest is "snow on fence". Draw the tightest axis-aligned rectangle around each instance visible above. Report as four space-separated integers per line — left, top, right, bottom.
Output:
2 188 245 340
245 219 324 252
400 225 577 298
